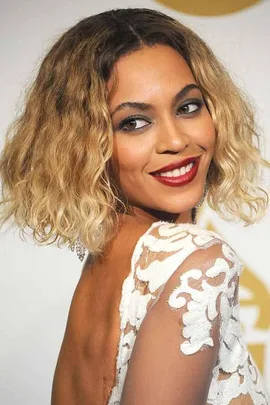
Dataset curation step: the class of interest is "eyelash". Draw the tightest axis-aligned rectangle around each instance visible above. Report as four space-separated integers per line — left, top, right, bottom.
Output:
117 98 204 133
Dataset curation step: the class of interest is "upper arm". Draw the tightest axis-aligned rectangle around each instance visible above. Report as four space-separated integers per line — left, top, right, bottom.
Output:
120 241 240 405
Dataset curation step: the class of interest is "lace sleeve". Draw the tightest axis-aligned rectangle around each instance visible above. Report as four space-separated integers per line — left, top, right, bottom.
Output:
119 238 240 405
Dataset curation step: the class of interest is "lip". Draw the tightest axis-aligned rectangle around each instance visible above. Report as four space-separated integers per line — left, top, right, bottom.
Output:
150 156 200 187
150 155 201 175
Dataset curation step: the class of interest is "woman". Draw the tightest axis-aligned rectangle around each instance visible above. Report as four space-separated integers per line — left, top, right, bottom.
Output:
0 7 269 405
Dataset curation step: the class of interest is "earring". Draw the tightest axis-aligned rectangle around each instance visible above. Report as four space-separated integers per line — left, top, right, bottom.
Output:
68 223 104 261
192 182 209 224
197 181 209 208
68 236 87 262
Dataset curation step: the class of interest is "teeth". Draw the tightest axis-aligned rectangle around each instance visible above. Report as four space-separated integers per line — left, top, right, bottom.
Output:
158 162 194 177
180 166 186 175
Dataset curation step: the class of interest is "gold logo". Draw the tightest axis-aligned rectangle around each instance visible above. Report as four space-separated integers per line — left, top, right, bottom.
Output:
154 0 261 16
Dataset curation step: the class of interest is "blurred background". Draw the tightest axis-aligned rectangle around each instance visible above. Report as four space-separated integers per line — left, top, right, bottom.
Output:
1 0 269 403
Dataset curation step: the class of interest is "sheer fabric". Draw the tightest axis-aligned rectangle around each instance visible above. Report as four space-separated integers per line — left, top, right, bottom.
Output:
107 222 269 405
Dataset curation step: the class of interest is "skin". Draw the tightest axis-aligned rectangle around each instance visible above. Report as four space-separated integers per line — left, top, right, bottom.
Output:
108 44 216 225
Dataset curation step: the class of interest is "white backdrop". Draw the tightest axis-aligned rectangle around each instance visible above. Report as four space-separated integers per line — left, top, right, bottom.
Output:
1 1 269 404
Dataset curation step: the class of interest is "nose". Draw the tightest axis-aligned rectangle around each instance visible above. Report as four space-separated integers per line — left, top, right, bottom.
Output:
155 117 190 154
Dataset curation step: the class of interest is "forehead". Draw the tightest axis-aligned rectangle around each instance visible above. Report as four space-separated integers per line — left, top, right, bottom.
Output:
107 44 196 107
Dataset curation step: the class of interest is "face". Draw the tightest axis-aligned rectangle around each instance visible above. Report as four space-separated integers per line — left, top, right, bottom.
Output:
107 44 216 221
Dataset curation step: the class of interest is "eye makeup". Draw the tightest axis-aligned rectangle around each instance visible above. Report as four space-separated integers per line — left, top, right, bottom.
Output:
176 98 204 116
114 96 205 133
116 115 152 132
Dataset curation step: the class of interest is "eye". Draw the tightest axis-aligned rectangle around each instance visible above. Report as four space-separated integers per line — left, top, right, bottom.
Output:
177 99 203 116
117 116 151 132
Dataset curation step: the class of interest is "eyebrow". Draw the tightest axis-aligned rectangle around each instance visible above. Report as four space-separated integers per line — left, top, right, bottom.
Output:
110 83 201 117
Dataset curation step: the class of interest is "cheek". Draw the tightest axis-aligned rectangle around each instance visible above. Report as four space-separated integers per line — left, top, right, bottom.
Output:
207 122 217 152
113 136 151 173
203 110 216 146
203 123 216 150
191 112 216 151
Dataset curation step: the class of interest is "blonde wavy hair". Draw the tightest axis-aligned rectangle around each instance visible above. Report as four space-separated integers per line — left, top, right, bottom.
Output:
0 8 269 257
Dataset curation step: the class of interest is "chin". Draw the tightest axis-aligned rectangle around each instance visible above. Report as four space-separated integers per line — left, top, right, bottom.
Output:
155 197 199 214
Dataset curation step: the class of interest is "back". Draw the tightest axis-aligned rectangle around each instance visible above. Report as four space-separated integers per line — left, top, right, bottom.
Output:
51 218 155 405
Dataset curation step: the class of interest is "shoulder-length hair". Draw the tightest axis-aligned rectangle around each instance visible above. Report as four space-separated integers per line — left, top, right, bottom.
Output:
0 8 269 257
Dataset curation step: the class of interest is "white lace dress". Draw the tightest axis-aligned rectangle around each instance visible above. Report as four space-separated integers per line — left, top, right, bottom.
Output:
107 221 270 405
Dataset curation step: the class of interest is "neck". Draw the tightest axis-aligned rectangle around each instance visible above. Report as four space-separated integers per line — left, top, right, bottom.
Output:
126 206 193 226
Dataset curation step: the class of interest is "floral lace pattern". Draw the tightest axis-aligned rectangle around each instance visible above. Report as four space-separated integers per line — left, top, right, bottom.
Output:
107 222 270 405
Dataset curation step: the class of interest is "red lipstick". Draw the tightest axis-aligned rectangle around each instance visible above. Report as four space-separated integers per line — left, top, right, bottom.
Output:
151 156 200 187
151 156 200 174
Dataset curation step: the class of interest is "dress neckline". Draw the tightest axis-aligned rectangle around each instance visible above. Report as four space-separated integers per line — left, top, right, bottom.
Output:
125 220 200 291
120 219 199 308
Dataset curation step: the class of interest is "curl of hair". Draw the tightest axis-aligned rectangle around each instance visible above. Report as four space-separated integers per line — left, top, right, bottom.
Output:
0 8 269 258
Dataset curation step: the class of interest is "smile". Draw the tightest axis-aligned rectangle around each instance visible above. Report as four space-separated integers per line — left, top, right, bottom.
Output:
151 157 200 187
156 162 194 177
